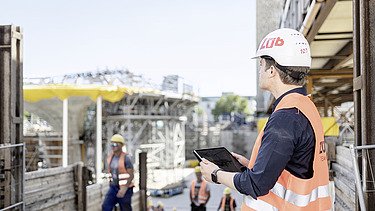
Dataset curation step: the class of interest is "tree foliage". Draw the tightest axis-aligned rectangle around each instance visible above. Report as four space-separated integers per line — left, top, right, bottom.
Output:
212 94 250 119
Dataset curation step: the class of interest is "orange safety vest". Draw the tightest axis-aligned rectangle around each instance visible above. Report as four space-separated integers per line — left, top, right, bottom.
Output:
107 152 134 187
241 93 331 211
191 180 209 204
220 196 234 211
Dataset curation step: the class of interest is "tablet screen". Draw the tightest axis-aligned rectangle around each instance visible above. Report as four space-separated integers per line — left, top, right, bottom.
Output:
194 147 246 172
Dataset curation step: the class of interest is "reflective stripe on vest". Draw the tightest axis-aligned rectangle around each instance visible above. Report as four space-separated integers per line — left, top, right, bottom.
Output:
220 197 235 211
241 93 331 211
244 182 330 209
244 195 277 211
191 180 208 204
118 173 130 179
107 152 134 187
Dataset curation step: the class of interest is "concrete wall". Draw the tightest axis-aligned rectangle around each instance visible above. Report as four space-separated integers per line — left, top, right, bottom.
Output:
255 0 284 112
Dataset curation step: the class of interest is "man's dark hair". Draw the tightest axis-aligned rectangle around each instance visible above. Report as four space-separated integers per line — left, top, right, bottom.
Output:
261 56 309 86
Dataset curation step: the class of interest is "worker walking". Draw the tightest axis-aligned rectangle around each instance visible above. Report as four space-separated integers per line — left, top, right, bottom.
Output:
190 166 210 211
218 187 236 211
102 134 135 211
199 28 331 210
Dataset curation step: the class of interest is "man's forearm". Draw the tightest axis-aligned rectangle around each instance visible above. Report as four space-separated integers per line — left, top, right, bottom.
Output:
125 174 134 187
217 171 237 190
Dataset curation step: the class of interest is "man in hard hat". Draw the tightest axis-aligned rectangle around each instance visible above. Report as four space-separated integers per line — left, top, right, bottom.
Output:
102 134 135 211
200 28 331 210
218 187 236 211
190 166 210 211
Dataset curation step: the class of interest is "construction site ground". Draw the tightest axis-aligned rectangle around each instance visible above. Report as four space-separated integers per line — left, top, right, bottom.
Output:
150 168 243 210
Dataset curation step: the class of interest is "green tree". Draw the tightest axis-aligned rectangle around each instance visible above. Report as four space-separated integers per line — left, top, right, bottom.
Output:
212 94 250 120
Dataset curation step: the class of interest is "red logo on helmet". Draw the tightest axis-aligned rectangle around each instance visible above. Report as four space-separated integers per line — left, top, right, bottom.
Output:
260 37 284 50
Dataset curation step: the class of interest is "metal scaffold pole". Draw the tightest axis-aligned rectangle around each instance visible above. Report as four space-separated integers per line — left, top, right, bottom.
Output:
353 0 375 209
96 96 103 183
63 98 69 167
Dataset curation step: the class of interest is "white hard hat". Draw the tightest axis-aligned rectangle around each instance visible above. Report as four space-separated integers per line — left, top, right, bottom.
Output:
253 28 311 68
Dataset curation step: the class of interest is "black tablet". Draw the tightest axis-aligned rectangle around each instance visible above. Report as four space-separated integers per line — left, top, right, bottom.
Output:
193 147 247 172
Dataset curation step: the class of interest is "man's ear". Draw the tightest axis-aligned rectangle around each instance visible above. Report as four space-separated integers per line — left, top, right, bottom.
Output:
269 66 276 77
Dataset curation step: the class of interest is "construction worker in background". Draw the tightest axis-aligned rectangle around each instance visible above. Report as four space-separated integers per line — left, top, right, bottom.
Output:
147 198 155 211
218 187 236 211
155 201 165 211
200 28 331 210
190 166 210 211
102 134 135 211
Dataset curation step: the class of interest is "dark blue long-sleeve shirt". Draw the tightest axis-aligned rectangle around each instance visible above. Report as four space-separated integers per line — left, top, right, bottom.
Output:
233 87 315 199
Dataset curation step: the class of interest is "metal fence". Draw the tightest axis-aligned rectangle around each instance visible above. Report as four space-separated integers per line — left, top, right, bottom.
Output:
0 144 25 211
350 144 375 211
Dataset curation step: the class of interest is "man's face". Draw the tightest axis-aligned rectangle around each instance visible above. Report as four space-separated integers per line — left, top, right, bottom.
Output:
195 172 202 180
258 58 268 90
111 142 122 152
258 58 272 90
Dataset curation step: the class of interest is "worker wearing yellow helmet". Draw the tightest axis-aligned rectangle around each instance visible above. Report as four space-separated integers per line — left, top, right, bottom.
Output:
199 28 331 211
147 198 154 211
218 187 236 211
102 134 135 211
155 201 165 211
190 166 210 211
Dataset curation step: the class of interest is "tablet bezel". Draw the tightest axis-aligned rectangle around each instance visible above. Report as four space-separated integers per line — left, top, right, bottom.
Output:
193 147 246 172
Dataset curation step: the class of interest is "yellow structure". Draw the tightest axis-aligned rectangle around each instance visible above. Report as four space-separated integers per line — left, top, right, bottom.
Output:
24 84 160 103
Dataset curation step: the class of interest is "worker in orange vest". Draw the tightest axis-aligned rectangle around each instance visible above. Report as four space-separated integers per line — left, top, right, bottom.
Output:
218 187 236 211
102 134 135 211
190 166 210 211
199 28 331 210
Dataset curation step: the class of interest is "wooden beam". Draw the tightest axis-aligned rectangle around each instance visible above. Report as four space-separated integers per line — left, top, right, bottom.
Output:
314 37 352 41
306 0 338 43
317 31 353 36
309 68 353 79
309 68 353 75
312 55 351 59
323 41 353 69
332 53 354 70
314 81 352 87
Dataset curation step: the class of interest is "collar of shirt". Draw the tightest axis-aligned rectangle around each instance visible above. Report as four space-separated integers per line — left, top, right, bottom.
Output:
272 87 307 112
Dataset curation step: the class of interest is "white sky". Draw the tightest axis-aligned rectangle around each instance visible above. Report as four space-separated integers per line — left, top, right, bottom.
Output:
1 0 257 97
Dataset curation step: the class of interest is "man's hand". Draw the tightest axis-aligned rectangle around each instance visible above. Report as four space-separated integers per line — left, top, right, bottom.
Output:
199 158 219 183
232 152 249 167
116 187 127 198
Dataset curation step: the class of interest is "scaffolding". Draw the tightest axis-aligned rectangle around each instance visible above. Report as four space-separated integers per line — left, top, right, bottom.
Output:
23 70 199 186
103 93 196 170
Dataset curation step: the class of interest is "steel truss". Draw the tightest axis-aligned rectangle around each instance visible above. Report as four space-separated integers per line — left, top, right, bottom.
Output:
103 93 197 170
